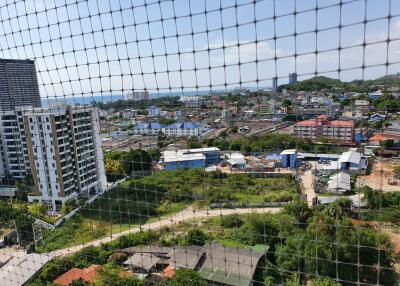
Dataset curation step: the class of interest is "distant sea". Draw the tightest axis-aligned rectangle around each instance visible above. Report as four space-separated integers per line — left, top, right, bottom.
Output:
41 87 268 107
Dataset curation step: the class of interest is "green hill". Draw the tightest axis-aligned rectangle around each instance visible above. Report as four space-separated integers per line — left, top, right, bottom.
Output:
277 74 400 92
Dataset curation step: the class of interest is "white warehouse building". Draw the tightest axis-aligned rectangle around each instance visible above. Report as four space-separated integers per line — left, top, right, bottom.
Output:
0 106 107 211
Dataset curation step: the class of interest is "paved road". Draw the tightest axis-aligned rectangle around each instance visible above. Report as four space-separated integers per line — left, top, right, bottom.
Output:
49 206 281 257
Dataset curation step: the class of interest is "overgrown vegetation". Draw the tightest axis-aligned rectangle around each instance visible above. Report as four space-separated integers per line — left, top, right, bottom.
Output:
0 201 34 247
203 133 345 154
361 187 400 223
104 149 160 181
277 75 400 94
31 198 398 286
37 169 297 252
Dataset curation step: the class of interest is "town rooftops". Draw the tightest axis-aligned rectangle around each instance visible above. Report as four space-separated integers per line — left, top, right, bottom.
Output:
53 265 101 286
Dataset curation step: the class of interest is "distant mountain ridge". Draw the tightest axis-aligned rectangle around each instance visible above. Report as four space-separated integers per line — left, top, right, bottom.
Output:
277 74 400 92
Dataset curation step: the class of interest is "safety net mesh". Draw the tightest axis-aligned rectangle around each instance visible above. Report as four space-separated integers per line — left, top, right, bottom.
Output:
0 0 398 286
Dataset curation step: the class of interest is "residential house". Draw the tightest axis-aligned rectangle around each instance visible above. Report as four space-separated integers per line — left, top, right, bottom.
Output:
353 100 373 113
368 113 386 123
368 90 383 100
53 265 101 286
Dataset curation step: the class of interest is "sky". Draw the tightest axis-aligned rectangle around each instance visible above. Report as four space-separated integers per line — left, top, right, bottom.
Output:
0 0 399 100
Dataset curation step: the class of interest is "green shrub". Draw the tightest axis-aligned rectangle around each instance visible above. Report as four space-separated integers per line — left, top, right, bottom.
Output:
168 269 207 286
184 228 210 246
220 214 244 228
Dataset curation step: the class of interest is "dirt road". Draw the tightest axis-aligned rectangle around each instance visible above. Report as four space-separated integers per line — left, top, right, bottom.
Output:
300 169 316 207
49 206 281 257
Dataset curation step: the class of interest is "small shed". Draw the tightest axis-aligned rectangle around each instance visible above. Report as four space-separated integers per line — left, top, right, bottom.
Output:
166 246 205 270
124 253 166 273
327 172 351 194
226 153 246 168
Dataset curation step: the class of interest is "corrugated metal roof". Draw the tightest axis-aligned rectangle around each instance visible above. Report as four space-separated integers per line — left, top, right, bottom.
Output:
280 149 297 155
163 151 206 163
0 253 53 286
327 172 351 191
199 243 264 286
339 151 362 165
226 153 246 165
124 253 163 271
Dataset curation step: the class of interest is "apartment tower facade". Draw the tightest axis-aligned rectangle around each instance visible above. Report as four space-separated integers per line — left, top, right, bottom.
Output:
0 59 41 111
0 106 107 210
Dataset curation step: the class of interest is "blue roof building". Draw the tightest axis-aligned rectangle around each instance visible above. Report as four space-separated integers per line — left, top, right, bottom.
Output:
133 122 165 135
147 106 161 117
163 122 203 137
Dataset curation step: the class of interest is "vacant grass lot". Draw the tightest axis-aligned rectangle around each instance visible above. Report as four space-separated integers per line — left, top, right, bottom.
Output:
37 170 297 252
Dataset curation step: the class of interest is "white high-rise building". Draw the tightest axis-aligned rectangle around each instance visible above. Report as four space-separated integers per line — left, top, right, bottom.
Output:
125 91 149 101
0 106 107 211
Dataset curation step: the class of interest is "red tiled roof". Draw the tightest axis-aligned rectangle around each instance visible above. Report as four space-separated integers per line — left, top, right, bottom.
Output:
295 119 354 127
53 265 101 286
163 265 176 278
327 120 354 127
369 133 400 142
369 134 389 142
295 120 318 126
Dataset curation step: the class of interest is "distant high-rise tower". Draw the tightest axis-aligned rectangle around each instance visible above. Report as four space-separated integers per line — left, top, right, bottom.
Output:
0 59 41 111
289 73 297 84
272 77 278 91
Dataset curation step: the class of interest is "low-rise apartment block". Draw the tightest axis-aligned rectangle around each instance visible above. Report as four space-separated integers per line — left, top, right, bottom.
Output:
294 115 354 143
